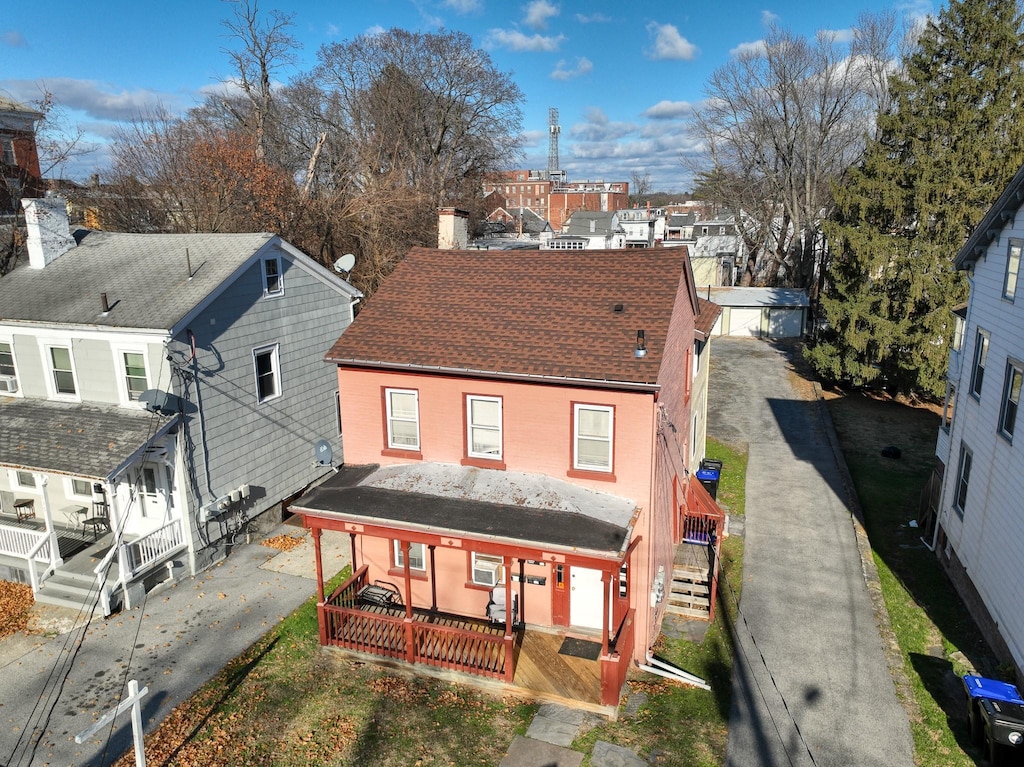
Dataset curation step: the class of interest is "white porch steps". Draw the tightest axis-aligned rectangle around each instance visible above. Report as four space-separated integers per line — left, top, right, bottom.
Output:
665 564 711 620
35 568 99 612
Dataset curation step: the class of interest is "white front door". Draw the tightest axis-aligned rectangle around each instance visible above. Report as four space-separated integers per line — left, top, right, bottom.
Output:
569 566 605 629
136 462 169 520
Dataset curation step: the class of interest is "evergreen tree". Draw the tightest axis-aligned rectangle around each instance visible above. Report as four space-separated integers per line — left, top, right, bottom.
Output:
807 0 1024 397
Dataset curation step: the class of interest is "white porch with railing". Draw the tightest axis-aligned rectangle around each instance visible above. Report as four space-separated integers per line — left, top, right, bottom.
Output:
0 523 59 592
95 517 187 616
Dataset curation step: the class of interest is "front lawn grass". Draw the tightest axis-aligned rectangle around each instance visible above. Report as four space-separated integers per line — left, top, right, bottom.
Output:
113 568 536 767
704 438 747 516
825 390 995 767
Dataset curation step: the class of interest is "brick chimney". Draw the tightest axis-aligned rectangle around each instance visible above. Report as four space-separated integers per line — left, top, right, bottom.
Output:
22 197 75 269
438 207 470 249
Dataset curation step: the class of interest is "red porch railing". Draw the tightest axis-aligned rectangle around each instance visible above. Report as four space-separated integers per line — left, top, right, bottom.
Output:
601 607 636 706
319 565 512 681
686 476 727 622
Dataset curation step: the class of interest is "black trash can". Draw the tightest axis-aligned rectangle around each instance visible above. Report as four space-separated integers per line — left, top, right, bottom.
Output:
962 675 1024 764
696 464 721 500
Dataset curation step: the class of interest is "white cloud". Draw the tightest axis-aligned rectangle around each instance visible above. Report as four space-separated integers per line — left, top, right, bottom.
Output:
645 23 698 61
486 29 564 52
643 100 694 120
575 12 611 23
730 39 766 57
2 30 27 47
551 56 592 80
524 0 559 30
0 78 180 121
444 0 482 11
365 24 386 36
761 10 780 26
821 28 854 43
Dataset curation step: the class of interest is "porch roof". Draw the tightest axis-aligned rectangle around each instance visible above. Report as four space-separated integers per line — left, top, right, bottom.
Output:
0 397 175 481
294 464 635 559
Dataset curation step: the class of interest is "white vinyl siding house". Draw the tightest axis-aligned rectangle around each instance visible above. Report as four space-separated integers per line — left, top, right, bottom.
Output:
935 162 1024 680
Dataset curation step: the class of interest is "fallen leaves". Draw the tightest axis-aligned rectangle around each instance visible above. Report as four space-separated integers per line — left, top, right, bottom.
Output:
0 581 34 639
261 534 305 552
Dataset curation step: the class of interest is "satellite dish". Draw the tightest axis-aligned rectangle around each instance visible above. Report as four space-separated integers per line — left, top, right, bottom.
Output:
314 439 334 466
333 253 356 274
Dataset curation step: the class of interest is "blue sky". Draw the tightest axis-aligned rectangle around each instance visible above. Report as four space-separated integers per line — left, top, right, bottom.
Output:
1 0 932 192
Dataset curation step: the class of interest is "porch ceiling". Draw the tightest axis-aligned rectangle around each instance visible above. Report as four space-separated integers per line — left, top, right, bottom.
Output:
0 397 175 480
294 464 633 557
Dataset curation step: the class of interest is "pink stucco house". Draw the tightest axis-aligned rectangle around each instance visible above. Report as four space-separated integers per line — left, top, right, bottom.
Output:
293 245 722 711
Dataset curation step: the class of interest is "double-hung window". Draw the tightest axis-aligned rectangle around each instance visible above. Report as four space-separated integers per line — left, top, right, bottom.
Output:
999 361 1023 440
1005 239 1021 300
574 403 614 472
385 389 420 450
954 442 972 517
47 345 78 397
253 344 281 403
467 395 502 460
970 330 989 398
262 256 283 297
0 341 19 393
394 541 425 571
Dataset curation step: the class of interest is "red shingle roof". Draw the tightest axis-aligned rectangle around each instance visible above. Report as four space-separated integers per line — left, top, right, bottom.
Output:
326 247 697 387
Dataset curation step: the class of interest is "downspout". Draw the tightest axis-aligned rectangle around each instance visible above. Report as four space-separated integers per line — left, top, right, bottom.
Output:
639 651 711 690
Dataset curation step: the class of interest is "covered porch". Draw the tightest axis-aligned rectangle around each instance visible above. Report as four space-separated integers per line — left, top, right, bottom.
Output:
0 398 187 612
294 464 641 710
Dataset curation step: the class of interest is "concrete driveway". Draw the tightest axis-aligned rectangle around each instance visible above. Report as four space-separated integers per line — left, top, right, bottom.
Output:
709 338 914 767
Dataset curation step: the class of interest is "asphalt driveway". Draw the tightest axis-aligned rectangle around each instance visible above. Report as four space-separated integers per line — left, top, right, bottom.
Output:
709 338 914 767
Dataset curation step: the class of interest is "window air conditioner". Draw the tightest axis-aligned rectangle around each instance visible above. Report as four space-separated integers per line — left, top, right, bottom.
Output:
473 560 502 587
0 375 18 393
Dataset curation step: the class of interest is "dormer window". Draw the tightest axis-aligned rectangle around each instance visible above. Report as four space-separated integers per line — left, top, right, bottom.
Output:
262 256 283 297
1005 239 1021 300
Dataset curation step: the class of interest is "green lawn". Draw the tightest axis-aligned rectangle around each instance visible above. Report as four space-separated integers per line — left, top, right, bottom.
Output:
826 391 997 767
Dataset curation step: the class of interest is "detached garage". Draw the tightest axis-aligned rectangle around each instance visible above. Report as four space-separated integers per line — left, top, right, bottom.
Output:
708 287 809 339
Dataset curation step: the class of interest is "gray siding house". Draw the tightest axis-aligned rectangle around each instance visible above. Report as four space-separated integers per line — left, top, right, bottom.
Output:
0 197 361 612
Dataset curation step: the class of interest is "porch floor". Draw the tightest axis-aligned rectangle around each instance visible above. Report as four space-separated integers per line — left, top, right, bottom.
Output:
323 604 609 715
0 514 112 563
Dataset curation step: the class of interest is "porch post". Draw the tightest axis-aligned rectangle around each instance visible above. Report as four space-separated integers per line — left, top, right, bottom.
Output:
428 544 437 611
39 476 63 568
312 526 325 603
503 555 514 636
600 569 611 656
349 532 357 570
402 541 415 665
110 485 132 608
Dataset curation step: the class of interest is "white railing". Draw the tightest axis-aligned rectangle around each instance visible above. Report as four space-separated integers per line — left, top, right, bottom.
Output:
124 519 185 578
0 523 51 562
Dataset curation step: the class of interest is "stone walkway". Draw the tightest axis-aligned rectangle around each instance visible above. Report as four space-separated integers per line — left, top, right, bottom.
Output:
499 703 647 767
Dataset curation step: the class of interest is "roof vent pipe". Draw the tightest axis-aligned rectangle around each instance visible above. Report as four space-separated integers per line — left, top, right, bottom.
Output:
100 293 110 314
634 329 647 358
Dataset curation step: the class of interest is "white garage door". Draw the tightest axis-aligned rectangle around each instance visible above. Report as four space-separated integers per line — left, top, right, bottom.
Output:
728 307 763 337
767 308 804 337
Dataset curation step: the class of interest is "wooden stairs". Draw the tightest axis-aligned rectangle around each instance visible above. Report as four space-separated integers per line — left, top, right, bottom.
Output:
665 563 711 620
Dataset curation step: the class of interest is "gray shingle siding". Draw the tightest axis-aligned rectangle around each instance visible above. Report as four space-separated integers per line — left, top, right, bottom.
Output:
168 247 353 559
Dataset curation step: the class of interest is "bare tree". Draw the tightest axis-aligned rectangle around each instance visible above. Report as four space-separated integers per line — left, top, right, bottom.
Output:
629 171 652 207
686 14 898 293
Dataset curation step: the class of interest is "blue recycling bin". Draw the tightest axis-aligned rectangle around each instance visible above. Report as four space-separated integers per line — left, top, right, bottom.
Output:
963 675 1024 764
696 466 720 500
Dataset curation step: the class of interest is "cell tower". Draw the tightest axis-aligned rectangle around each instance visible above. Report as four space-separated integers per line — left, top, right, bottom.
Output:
547 107 560 177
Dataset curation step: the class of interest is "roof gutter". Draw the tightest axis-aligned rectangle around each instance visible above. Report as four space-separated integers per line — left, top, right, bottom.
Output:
323 358 661 393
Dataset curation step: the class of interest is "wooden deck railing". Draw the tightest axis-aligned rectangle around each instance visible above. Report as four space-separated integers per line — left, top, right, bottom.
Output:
125 519 185 577
601 608 636 706
0 523 51 562
319 564 511 680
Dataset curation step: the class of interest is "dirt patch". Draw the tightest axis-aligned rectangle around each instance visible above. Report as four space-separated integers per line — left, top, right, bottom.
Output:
261 534 306 552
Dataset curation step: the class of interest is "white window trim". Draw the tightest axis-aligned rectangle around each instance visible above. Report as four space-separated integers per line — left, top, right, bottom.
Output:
954 442 972 518
471 552 504 586
10 469 41 494
111 344 151 407
64 476 95 502
42 342 80 401
385 388 420 451
0 337 22 397
253 344 282 404
467 395 502 460
970 329 989 399
999 360 1023 441
574 403 614 473
1005 239 1021 301
394 541 426 571
262 255 284 298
